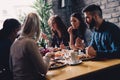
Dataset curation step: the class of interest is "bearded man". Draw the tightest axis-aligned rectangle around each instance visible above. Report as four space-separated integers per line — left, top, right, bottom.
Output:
82 4 120 59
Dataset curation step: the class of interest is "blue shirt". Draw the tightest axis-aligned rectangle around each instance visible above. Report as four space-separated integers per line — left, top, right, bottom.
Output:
90 20 120 58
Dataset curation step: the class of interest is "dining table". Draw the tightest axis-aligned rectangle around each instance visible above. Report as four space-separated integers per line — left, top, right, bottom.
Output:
46 58 120 80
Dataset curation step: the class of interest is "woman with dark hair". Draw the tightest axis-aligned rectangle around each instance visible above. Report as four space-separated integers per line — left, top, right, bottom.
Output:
0 18 21 80
48 15 69 48
68 12 92 50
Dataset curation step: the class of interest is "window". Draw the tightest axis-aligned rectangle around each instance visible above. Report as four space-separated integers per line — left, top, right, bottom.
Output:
58 0 66 9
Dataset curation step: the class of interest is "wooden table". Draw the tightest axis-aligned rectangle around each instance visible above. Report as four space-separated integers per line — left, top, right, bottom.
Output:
46 59 120 80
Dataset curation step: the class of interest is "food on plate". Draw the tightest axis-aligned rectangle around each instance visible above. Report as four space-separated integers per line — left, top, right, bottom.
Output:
55 51 64 57
49 61 65 69
39 48 50 56
53 48 61 52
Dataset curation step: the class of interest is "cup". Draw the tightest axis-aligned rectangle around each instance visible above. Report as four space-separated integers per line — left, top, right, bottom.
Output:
69 51 79 64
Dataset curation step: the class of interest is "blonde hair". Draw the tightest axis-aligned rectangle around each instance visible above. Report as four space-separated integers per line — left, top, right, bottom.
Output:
22 13 40 41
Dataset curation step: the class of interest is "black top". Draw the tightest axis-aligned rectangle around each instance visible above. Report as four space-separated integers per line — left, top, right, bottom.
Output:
0 37 13 80
72 28 85 44
51 31 69 47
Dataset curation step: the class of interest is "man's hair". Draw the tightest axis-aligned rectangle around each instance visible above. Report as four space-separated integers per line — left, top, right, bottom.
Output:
3 18 20 31
82 4 103 18
0 18 21 38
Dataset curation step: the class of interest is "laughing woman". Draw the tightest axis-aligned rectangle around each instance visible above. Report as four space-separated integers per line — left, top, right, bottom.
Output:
68 12 92 51
48 15 69 49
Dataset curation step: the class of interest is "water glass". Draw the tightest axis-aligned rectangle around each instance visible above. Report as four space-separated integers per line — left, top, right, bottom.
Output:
63 51 70 64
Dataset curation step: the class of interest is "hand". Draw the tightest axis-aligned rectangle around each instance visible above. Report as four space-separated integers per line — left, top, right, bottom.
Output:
60 43 65 49
41 32 48 40
69 44 79 51
45 52 55 58
67 26 73 34
85 46 96 57
75 37 85 50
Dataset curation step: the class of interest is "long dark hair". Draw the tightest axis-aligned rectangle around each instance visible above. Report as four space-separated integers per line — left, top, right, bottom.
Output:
71 12 87 37
49 15 68 38
54 15 68 36
0 18 21 39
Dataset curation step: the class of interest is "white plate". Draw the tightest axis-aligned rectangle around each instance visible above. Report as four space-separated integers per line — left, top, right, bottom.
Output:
81 57 95 61
49 61 66 70
49 59 66 70
69 60 82 66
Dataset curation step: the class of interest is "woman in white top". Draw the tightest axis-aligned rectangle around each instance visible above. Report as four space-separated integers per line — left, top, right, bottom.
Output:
10 13 54 80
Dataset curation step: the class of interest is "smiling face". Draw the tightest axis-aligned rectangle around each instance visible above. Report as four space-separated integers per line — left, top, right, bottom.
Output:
48 18 58 31
50 22 57 31
70 16 80 29
84 12 96 29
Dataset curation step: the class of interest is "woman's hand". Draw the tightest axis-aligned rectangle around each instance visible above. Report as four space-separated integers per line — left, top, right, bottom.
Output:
67 26 73 34
60 43 66 49
75 37 85 50
45 52 55 58
41 32 48 40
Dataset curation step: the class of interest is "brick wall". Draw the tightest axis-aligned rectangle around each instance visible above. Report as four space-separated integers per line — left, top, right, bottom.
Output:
49 0 72 27
49 0 120 27
82 0 120 27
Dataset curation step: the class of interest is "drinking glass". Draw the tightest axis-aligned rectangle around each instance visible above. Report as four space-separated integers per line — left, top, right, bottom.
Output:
63 51 70 64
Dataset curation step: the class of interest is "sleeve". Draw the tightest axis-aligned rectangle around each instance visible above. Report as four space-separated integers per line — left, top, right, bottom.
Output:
25 39 50 75
85 29 93 46
96 26 120 58
51 35 57 47
62 36 69 46
89 32 96 48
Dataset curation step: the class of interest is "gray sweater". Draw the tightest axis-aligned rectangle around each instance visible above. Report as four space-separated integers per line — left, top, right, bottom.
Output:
10 36 50 80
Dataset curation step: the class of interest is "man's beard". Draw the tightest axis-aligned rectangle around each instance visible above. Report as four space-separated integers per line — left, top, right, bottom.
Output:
88 18 96 30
